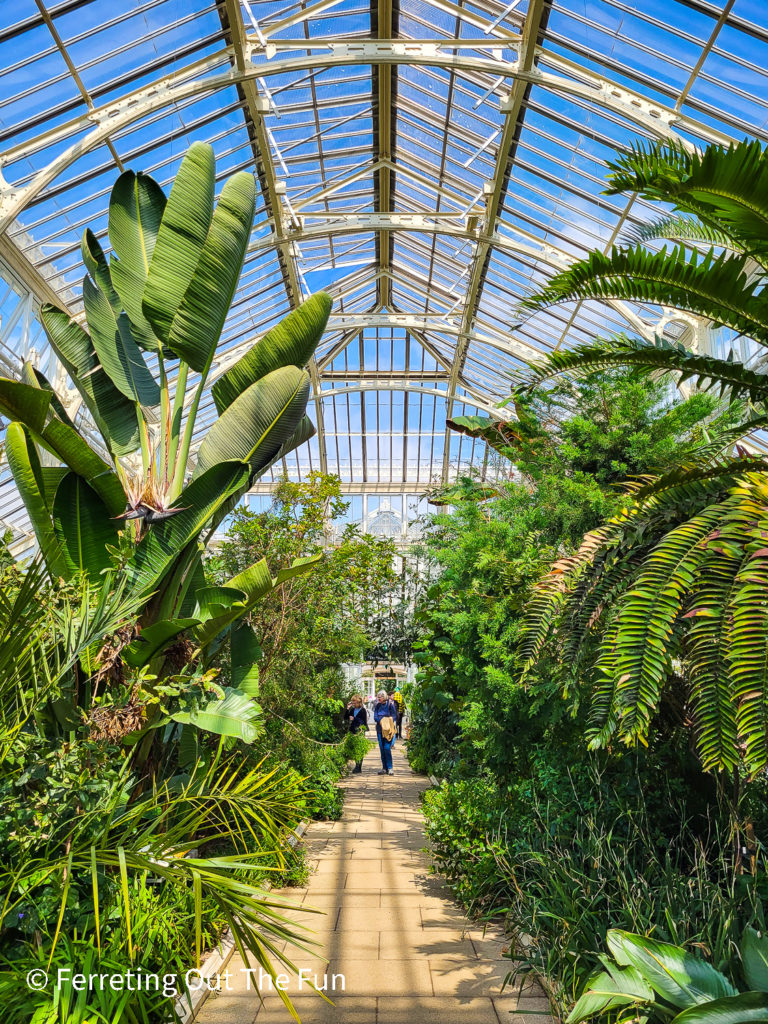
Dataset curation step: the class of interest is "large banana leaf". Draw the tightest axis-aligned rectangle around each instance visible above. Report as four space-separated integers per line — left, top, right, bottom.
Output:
741 928 768 993
165 171 256 372
212 291 332 413
193 586 246 621
108 170 166 351
83 276 160 406
40 467 68 505
171 687 261 743
5 422 69 578
81 229 121 312
52 472 118 578
196 554 321 647
193 366 310 479
40 304 140 456
37 417 126 517
231 622 261 695
124 460 250 596
672 993 768 1024
122 617 200 669
22 362 74 426
259 415 316 477
607 930 736 1009
0 379 52 433
142 142 214 345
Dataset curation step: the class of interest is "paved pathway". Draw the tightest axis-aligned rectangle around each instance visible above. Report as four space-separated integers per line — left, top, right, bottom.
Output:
199 743 551 1023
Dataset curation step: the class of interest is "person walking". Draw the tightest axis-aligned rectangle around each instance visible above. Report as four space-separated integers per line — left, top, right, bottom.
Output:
373 689 398 776
392 687 406 739
343 695 368 774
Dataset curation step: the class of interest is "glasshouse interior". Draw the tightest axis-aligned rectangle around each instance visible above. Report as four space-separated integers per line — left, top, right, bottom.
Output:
3 0 768 1022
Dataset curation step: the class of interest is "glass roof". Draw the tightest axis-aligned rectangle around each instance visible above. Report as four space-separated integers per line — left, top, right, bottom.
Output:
1 0 766 552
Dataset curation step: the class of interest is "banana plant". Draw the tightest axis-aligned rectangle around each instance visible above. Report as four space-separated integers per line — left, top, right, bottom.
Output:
569 927 768 1023
0 142 332 741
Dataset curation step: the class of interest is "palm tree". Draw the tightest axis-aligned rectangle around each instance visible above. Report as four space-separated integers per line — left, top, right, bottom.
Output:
515 138 768 774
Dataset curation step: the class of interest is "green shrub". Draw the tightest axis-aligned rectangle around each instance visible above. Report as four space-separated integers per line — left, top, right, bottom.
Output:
422 771 767 1019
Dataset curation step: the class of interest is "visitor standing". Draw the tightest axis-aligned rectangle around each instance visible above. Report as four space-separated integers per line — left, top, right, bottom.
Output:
392 688 406 738
343 695 368 774
373 690 398 775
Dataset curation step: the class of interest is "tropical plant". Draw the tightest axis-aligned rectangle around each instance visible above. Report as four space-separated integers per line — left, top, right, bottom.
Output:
515 138 768 774
0 142 332 750
568 927 768 1024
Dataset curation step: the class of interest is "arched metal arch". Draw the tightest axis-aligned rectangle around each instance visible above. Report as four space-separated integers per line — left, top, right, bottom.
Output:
0 41 732 233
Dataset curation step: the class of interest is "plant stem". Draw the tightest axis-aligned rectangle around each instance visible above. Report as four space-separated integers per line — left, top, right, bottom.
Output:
169 358 211 499
157 349 169 488
137 404 151 476
167 361 189 473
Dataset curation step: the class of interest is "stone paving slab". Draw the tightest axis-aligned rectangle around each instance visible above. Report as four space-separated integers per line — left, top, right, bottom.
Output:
198 744 551 1023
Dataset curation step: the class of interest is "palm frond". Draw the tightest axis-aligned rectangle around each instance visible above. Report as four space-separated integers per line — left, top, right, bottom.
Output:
606 138 768 267
627 214 745 253
519 246 768 345
517 335 768 405
682 547 745 773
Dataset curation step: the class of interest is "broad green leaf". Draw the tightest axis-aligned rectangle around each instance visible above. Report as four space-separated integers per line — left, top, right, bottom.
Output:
122 618 200 669
38 417 126 518
124 460 250 596
196 554 320 647
171 687 261 743
0 378 51 433
259 415 316 477
193 586 246 622
52 472 118 578
165 170 256 372
81 229 120 312
142 142 214 345
231 622 261 695
212 291 332 413
23 362 74 425
226 557 273 600
274 554 322 586
672 992 768 1024
40 304 140 456
83 275 160 406
193 366 310 479
607 930 737 1008
40 467 68 505
742 928 768 993
108 170 166 351
5 422 69 578
567 965 653 1023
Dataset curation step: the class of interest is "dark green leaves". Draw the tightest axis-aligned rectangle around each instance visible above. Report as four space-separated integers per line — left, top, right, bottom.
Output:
165 171 256 372
52 473 118 578
142 142 215 346
193 366 310 479
83 276 160 406
108 170 166 351
212 291 331 413
40 304 140 457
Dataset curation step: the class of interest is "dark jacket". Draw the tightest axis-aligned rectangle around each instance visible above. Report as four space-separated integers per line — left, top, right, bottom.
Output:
343 705 368 734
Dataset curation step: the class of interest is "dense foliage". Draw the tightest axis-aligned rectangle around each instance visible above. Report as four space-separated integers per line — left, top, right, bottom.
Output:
517 139 768 774
410 364 768 1019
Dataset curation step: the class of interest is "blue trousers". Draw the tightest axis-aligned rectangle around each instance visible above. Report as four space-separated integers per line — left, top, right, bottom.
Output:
378 734 394 771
